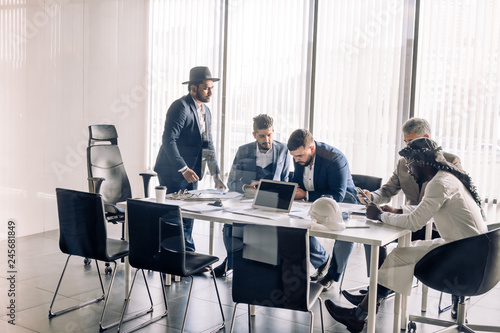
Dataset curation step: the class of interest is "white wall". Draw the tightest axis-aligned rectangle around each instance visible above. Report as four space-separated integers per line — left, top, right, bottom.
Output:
0 0 149 239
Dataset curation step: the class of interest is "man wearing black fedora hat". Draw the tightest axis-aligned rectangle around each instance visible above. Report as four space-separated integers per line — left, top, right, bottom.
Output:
154 66 225 252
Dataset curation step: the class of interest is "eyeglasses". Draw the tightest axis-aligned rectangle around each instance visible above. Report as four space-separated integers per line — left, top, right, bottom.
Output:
405 161 417 172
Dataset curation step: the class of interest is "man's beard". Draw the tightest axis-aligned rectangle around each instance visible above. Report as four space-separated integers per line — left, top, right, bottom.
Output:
196 90 210 103
258 142 271 151
410 172 424 185
298 155 313 166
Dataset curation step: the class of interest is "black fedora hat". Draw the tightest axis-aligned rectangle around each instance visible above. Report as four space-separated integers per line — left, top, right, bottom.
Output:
182 66 220 84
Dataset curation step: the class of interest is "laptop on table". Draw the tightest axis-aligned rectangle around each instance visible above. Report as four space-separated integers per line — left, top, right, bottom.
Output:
229 179 298 220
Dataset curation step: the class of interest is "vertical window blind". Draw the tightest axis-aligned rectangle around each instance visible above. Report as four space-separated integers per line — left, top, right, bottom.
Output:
223 0 311 176
148 0 223 188
313 0 405 179
415 0 500 220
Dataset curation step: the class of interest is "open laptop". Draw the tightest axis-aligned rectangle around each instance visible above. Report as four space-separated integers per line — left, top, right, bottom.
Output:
229 179 298 219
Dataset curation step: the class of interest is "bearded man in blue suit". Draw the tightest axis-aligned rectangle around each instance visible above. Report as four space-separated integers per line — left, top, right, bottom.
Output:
212 114 290 277
154 66 225 252
288 129 360 291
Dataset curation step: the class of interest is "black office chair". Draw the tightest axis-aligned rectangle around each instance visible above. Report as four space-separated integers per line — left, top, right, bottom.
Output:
49 188 147 332
87 124 155 242
351 174 383 193
408 227 500 332
229 223 324 333
338 174 383 293
118 199 225 333
436 222 500 315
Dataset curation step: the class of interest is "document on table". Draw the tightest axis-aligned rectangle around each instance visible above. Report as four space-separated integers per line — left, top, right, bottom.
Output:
225 207 290 220
182 202 225 213
338 202 367 215
187 189 242 199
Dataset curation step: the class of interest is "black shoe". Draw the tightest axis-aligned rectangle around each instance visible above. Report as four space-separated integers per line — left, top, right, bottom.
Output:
342 290 365 306
311 255 331 282
320 275 335 292
451 294 459 319
212 258 232 278
324 299 366 333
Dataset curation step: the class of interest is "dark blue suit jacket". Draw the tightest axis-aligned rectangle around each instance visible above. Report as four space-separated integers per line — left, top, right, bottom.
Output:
154 94 220 193
290 141 359 203
227 141 290 193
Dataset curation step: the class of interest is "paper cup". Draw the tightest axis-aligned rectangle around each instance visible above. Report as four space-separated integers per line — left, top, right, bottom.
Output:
155 186 166 203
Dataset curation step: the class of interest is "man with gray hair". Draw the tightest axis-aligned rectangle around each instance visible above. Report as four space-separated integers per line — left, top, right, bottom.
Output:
358 118 462 207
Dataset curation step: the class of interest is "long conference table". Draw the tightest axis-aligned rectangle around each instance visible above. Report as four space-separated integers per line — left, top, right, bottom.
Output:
119 194 411 333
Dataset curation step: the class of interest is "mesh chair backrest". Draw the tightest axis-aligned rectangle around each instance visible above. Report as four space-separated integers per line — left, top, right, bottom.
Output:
352 174 383 192
87 125 132 205
231 223 310 312
414 228 500 297
127 199 186 275
55 188 109 261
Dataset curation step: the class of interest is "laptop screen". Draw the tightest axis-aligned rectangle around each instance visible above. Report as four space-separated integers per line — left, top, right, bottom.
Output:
252 180 298 213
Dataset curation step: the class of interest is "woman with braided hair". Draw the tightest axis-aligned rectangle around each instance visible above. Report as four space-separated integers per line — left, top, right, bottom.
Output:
324 137 488 333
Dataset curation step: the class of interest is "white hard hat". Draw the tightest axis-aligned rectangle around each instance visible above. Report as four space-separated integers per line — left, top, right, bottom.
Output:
309 197 346 231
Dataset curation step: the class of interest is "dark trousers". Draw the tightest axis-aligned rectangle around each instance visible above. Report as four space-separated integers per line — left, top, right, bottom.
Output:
158 173 197 252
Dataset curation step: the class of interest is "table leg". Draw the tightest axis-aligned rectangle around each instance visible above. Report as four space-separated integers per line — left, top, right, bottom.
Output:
209 221 214 255
165 274 172 286
421 222 432 312
367 245 380 333
393 233 409 332
400 233 411 330
393 292 401 333
124 209 130 296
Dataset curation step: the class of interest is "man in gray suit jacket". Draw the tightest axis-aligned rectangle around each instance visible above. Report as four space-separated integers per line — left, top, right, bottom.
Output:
213 114 290 277
358 118 462 237
154 66 225 252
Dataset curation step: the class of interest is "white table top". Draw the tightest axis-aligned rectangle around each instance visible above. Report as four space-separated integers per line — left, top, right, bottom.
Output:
129 196 409 248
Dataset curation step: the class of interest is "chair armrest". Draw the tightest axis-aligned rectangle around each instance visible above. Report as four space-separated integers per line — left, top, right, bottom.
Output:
88 177 105 194
139 171 157 198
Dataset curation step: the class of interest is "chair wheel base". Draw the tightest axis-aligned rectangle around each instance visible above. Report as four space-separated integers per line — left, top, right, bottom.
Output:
408 321 416 332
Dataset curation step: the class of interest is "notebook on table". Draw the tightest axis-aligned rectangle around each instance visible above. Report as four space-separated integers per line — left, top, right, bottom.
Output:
228 179 298 220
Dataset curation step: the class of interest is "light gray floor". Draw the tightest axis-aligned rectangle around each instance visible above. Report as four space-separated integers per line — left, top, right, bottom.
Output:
1 221 499 332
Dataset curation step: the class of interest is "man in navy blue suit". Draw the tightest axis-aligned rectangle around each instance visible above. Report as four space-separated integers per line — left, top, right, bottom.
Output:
213 114 290 277
288 129 359 291
154 66 225 252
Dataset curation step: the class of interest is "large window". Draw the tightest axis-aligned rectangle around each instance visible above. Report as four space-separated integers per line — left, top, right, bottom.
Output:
414 0 500 218
148 0 409 184
148 0 500 221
